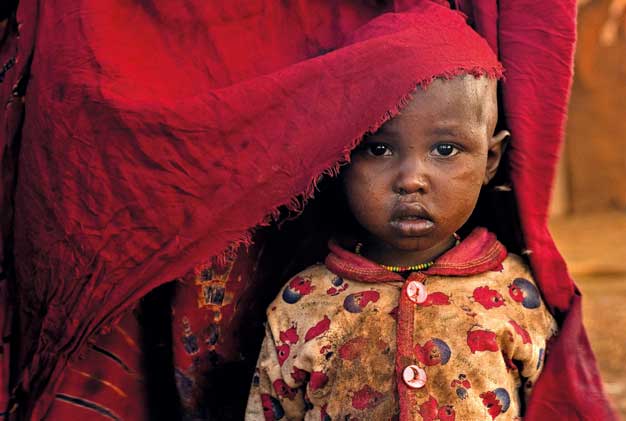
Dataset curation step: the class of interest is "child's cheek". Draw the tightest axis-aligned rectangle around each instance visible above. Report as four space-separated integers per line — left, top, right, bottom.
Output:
343 165 387 209
438 162 484 201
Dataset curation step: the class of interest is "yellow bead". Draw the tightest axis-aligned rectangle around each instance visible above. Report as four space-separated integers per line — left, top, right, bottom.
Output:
380 261 434 273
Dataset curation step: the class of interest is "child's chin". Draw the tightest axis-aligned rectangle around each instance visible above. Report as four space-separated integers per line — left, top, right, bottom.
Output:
389 237 438 252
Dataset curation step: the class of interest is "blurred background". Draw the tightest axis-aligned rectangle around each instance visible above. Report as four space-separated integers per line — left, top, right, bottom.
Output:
550 0 626 417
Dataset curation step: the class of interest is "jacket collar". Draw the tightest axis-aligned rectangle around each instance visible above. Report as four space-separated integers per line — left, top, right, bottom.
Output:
325 227 507 283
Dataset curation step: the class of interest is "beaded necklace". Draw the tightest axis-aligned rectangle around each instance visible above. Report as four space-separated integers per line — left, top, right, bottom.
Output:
383 261 435 272
354 234 460 273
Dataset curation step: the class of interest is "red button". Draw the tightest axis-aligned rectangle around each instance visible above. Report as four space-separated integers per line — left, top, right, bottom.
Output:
402 365 427 389
406 280 427 304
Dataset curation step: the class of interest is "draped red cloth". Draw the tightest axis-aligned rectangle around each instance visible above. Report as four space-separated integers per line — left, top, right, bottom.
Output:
0 0 616 419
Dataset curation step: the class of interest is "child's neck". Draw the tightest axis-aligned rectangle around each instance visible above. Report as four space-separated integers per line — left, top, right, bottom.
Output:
362 235 457 267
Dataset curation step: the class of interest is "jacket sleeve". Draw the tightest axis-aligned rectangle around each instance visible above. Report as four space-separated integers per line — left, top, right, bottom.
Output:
506 275 558 403
245 325 307 421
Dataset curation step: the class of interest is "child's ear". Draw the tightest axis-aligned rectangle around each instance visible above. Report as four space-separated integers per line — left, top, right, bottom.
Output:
484 130 510 185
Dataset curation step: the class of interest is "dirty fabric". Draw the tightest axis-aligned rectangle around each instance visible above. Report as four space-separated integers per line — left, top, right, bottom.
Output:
170 243 274 419
245 229 557 420
0 0 615 419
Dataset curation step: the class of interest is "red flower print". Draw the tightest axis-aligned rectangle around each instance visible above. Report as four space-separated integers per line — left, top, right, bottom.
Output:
467 328 499 353
501 351 517 372
508 278 541 309
419 395 456 420
508 284 524 303
319 344 332 355
415 338 451 366
438 405 456 421
339 337 387 360
480 388 511 419
450 374 471 389
261 394 285 420
420 291 451 306
282 276 316 304
343 290 380 313
419 396 439 421
279 324 299 345
508 320 532 344
305 316 331 342
351 385 384 410
290 365 308 383
327 277 349 296
276 344 290 366
339 337 367 360
309 371 329 391
472 286 506 309
273 379 297 400
290 276 315 295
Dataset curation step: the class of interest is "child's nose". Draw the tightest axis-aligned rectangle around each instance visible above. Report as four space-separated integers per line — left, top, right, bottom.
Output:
392 159 429 195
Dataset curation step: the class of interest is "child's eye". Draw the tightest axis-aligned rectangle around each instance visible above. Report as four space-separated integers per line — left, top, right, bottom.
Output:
365 143 392 157
431 143 459 157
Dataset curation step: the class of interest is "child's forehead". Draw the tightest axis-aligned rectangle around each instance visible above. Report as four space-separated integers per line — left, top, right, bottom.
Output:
376 76 497 134
413 76 496 111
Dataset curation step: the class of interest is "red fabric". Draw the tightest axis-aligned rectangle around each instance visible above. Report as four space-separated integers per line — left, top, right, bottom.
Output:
397 272 425 420
44 311 147 420
0 0 615 419
497 1 578 312
527 293 613 420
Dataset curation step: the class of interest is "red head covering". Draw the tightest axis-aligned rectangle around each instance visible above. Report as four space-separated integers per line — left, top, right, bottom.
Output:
0 0 615 419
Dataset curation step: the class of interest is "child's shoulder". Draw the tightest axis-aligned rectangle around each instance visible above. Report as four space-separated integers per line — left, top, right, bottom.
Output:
266 263 346 327
500 252 535 280
284 263 339 288
495 252 551 312
272 263 340 305
290 263 337 281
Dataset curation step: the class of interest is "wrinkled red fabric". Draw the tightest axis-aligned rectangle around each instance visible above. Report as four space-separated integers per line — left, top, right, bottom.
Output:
44 311 147 420
0 0 616 419
527 293 614 420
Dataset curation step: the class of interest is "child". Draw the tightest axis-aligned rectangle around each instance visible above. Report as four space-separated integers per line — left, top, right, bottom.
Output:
245 10 558 421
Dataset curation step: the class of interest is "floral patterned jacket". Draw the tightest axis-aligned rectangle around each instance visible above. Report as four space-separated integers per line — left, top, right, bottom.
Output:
245 228 557 421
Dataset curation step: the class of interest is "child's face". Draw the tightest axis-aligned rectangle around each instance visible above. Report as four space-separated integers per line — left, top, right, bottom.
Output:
343 76 508 265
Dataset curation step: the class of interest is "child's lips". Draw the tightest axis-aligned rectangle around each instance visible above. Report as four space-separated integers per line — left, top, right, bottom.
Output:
389 217 435 236
390 202 435 236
